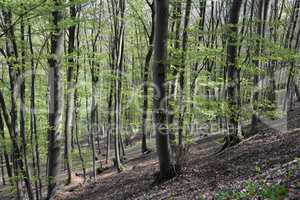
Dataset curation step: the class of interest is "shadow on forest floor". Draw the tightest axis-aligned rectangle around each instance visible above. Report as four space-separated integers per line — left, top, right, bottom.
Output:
1 104 300 200
53 128 300 200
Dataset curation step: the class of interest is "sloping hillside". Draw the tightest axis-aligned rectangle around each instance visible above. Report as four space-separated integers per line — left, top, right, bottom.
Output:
55 130 300 200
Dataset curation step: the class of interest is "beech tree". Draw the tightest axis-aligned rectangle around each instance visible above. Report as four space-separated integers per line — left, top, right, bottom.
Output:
64 0 77 185
223 0 243 149
153 0 178 179
46 0 64 198
0 0 299 198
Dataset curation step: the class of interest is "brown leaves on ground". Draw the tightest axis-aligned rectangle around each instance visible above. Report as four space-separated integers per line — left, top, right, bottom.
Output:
56 130 300 200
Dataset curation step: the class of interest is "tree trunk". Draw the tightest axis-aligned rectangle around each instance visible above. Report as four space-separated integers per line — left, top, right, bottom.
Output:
0 113 12 184
0 90 35 200
142 1 155 153
90 82 97 180
110 0 125 172
154 0 177 179
2 8 22 199
28 24 43 200
74 26 86 181
251 0 271 133
64 2 76 185
178 0 192 147
46 0 64 198
223 0 243 150
0 152 5 185
106 84 113 164
20 18 34 200
168 0 182 128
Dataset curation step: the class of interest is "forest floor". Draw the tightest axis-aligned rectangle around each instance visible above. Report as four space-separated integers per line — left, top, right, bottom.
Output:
53 128 300 200
1 105 300 200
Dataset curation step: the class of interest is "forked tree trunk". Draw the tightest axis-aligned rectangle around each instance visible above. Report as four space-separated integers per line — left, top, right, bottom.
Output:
110 0 125 172
0 90 35 200
2 8 22 199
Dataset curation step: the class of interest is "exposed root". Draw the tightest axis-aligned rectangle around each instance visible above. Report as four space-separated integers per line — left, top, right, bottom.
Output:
217 134 241 153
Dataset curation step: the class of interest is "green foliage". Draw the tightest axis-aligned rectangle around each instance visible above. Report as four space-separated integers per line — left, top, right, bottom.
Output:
215 180 289 200
184 134 194 146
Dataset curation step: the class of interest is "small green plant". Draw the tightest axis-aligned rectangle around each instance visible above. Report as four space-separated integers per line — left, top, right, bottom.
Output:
255 166 261 174
184 134 195 146
215 180 289 200
262 185 289 200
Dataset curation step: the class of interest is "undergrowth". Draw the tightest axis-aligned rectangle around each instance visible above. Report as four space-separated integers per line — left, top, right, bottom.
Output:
214 180 289 200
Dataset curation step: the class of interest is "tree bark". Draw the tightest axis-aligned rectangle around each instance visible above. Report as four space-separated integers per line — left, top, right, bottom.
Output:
0 113 12 184
20 17 34 200
142 1 155 153
0 152 5 185
0 90 35 200
2 8 22 199
223 0 243 150
178 0 192 146
46 0 64 198
64 2 76 185
154 0 177 179
28 24 43 200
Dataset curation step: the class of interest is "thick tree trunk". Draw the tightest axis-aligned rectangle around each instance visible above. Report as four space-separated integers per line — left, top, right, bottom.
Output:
46 0 64 198
222 0 243 150
154 0 177 179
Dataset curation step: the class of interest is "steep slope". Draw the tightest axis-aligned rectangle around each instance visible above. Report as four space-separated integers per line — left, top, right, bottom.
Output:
56 130 300 200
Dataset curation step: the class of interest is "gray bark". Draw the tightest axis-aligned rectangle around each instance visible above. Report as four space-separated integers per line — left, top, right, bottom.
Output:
46 0 64 198
142 1 155 153
64 2 76 185
154 0 177 179
222 0 243 150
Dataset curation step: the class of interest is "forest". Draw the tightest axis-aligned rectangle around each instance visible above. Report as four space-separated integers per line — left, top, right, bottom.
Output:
0 0 300 199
